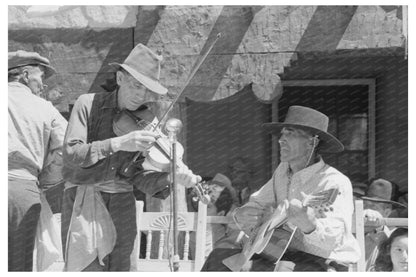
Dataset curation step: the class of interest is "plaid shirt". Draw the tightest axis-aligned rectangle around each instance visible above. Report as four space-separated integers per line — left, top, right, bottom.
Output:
63 90 169 195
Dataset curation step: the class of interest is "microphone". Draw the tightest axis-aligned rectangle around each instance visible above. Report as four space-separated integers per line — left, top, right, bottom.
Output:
165 118 209 204
165 118 183 141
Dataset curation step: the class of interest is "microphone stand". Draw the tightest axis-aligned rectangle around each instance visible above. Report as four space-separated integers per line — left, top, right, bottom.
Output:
166 119 182 272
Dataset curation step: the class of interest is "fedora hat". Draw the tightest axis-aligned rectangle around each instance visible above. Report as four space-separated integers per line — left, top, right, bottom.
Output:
361 178 407 208
262 105 344 153
109 44 167 95
211 173 232 188
8 50 56 79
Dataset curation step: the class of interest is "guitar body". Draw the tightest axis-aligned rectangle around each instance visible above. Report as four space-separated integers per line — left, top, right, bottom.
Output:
222 203 288 271
222 188 339 272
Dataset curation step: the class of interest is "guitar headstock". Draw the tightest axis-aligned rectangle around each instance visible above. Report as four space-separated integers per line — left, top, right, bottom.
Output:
302 188 339 211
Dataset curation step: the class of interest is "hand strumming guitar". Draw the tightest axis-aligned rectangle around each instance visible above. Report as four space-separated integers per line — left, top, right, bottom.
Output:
233 205 274 234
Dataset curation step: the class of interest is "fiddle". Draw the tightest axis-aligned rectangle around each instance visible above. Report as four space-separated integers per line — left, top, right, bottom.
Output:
112 106 210 204
112 33 222 205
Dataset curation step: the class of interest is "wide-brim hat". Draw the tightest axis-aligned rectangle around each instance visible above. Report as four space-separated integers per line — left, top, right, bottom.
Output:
8 50 56 79
262 105 344 153
109 43 167 95
361 178 407 208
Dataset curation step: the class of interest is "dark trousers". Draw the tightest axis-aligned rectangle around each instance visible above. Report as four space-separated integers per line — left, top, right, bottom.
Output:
61 186 137 271
201 248 348 272
8 177 41 271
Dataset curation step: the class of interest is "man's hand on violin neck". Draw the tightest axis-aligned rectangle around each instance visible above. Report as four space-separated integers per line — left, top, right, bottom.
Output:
167 166 202 188
111 130 158 152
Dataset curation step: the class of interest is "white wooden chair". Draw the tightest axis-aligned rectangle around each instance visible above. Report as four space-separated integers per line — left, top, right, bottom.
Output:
350 200 408 271
131 201 207 272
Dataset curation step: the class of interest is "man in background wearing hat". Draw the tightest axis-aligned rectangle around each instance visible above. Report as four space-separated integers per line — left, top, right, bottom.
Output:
8 50 67 271
186 173 235 259
60 44 200 271
202 106 360 271
360 178 407 271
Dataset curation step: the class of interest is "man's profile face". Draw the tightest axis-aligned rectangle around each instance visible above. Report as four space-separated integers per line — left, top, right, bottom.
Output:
25 66 45 96
279 127 313 163
118 71 159 110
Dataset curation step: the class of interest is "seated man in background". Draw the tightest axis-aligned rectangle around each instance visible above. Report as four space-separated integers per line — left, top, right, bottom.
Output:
187 173 253 257
186 173 234 259
359 178 407 271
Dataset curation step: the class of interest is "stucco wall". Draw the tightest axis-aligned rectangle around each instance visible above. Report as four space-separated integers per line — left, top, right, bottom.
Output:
9 5 405 111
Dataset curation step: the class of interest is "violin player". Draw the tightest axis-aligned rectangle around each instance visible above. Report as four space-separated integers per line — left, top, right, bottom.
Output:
61 44 201 271
201 106 361 271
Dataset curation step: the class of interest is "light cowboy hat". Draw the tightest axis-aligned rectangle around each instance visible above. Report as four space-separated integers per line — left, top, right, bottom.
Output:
262 105 344 153
8 50 56 79
109 43 168 95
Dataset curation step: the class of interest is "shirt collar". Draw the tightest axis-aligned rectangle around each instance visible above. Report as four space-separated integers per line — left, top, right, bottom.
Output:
290 156 326 184
8 81 32 94
101 89 118 110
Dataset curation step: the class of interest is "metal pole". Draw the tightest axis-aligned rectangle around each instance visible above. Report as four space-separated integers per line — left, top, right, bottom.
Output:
166 118 183 272
171 139 180 271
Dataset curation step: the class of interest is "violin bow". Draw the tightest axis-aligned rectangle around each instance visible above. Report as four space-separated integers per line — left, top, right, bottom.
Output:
124 33 222 174
152 32 222 131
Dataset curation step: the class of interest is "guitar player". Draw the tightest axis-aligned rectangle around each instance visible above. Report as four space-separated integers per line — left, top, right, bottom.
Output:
201 106 361 271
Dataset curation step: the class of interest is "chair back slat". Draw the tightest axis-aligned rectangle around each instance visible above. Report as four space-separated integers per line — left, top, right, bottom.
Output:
146 230 152 260
158 231 165 260
184 231 190 261
133 201 207 271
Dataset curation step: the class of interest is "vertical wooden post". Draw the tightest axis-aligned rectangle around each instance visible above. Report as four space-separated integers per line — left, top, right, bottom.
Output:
354 200 366 271
194 201 207 271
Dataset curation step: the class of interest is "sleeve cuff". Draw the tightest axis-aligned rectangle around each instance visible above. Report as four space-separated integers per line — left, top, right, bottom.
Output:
96 139 114 159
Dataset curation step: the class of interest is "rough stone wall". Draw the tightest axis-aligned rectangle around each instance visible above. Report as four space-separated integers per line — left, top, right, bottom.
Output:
8 6 138 29
8 5 405 111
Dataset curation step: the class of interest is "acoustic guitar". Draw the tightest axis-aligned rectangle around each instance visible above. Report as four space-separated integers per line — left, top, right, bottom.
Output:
222 188 339 271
